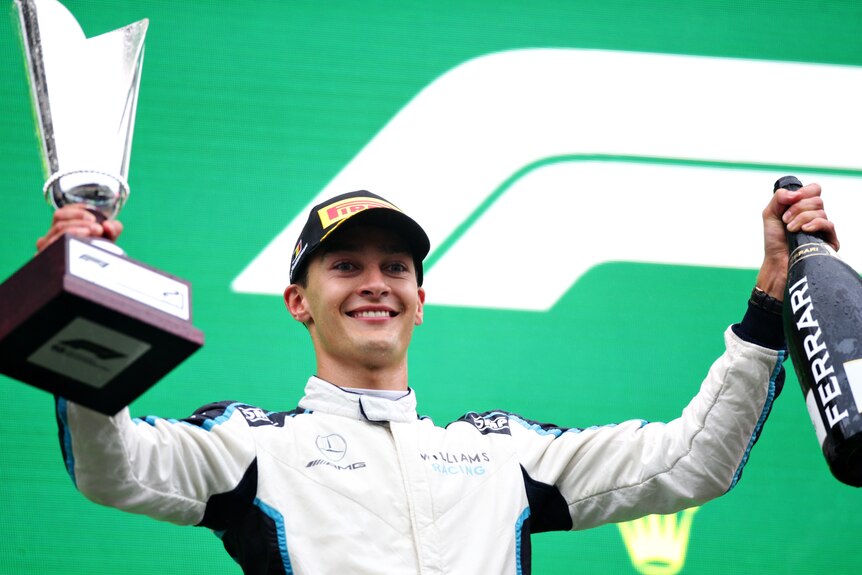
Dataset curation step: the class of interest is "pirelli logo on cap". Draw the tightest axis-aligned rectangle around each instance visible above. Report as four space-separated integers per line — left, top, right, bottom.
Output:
317 197 400 229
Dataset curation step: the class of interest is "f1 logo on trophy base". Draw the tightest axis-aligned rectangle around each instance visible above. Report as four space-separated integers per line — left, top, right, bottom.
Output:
0 0 204 415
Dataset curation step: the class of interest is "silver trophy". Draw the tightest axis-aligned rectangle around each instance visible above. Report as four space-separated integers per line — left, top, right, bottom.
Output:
0 0 203 414
18 0 147 220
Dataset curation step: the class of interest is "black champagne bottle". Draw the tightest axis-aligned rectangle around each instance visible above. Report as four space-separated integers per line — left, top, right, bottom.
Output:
777 175 862 486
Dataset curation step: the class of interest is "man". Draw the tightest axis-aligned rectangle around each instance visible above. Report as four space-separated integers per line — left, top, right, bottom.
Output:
39 184 837 574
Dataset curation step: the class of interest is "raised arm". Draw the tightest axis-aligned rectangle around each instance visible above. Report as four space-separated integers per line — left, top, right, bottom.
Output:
59 400 257 527
514 182 837 529
39 206 257 527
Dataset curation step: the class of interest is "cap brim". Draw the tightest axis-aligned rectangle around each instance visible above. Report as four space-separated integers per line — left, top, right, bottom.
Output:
337 208 429 257
328 207 430 285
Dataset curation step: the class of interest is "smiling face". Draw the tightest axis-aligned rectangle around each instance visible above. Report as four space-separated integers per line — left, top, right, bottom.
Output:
284 225 425 388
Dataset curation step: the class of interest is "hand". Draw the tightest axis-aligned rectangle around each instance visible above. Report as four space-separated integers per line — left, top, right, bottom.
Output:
756 182 838 299
36 205 124 253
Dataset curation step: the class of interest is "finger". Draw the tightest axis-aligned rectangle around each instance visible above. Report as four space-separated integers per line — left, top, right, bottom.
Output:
798 182 823 198
35 220 104 254
102 220 124 241
781 196 825 226
785 209 825 232
773 182 822 212
50 218 104 237
52 205 99 223
766 188 802 219
36 225 95 252
780 182 822 200
799 217 840 251
786 209 840 251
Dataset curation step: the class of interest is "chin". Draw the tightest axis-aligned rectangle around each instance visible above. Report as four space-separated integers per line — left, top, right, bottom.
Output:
355 340 404 366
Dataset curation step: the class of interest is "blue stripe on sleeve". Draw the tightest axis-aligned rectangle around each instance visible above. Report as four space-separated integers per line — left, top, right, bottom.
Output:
131 403 242 430
509 414 564 437
728 350 785 490
254 498 294 574
515 507 531 575
509 413 623 437
56 398 77 488
133 415 184 427
202 403 241 431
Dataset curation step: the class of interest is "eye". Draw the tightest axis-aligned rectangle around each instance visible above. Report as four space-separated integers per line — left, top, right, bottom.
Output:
332 261 357 273
384 261 410 274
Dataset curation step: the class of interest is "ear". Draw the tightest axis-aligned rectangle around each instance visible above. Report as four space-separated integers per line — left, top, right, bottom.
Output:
284 284 312 323
414 287 426 326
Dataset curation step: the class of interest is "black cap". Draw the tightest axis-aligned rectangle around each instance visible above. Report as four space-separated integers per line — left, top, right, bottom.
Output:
289 191 431 285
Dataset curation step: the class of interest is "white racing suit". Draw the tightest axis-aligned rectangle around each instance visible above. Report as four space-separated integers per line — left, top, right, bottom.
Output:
55 310 786 575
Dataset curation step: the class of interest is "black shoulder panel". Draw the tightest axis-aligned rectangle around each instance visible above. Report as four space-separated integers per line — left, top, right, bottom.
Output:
183 402 305 429
454 411 513 435
183 401 241 427
198 458 259 531
520 465 572 533
218 492 293 574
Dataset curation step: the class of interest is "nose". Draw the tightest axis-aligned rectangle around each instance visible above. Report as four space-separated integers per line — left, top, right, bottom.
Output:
358 266 390 298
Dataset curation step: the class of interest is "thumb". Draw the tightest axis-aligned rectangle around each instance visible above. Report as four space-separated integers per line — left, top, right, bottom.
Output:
767 187 802 220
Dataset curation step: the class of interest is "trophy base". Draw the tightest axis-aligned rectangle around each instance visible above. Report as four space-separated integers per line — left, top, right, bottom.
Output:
0 234 204 415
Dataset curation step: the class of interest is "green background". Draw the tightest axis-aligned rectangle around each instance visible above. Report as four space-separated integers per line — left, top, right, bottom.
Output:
1 1 860 573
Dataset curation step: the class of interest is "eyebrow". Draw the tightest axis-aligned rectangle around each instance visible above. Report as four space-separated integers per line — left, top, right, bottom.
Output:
322 241 412 256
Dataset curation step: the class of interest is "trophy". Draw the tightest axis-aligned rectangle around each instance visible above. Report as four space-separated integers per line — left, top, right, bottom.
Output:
0 0 204 415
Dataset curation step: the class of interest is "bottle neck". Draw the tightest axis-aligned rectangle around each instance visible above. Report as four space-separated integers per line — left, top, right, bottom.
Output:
786 230 825 251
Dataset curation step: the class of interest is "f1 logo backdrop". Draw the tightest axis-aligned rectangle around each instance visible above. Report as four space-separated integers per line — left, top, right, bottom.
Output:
233 49 862 310
0 2 860 575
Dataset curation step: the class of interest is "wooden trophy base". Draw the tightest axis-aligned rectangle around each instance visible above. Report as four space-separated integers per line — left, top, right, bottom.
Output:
0 234 204 414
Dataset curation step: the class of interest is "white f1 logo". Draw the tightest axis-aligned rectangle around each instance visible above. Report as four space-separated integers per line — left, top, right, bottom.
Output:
233 49 862 311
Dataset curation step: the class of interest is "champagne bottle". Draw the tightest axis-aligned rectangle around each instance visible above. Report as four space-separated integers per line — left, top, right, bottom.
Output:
777 175 862 486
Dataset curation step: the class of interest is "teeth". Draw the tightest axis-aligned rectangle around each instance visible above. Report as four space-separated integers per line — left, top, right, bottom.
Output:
353 310 391 318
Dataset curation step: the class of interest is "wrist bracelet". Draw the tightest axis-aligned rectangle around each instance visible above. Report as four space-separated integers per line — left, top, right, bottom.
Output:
750 286 783 316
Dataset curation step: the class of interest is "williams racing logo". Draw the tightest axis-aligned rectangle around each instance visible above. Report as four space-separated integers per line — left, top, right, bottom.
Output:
306 434 366 471
420 450 490 477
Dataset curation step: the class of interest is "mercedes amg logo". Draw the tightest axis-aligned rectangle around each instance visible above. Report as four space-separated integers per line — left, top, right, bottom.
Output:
315 434 347 461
